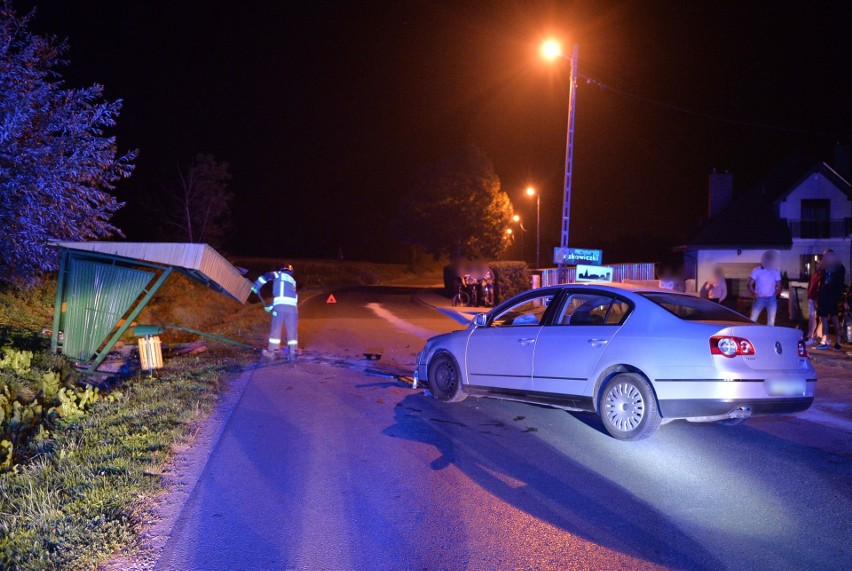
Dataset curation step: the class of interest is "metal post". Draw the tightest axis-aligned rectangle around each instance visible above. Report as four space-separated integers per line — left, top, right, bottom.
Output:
535 193 541 269
557 43 579 283
172 325 257 351
86 267 173 374
50 249 68 353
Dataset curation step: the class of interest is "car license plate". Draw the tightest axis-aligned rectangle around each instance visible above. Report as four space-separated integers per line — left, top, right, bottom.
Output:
765 379 805 396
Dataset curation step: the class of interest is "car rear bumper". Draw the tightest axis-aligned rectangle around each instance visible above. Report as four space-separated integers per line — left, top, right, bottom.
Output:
658 396 813 419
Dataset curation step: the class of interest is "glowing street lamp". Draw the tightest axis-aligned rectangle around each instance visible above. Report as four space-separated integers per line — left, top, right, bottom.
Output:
526 186 541 268
541 38 562 61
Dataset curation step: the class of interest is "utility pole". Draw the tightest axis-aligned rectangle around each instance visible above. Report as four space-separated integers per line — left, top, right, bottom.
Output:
557 43 579 284
535 192 541 268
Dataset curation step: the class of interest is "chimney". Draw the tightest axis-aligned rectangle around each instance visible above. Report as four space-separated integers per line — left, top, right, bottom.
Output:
834 143 851 180
708 171 733 218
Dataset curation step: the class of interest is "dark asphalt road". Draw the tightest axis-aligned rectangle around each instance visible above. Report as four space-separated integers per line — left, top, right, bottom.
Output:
155 286 852 570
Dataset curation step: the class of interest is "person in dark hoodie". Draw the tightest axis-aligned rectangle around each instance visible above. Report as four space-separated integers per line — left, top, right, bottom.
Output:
815 250 847 351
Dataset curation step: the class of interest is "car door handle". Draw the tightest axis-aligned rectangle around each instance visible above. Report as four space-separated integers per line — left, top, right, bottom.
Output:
588 338 609 345
518 338 535 346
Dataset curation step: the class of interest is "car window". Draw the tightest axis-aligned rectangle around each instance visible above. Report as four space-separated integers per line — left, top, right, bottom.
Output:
558 294 613 326
491 295 555 327
604 299 632 325
640 292 751 322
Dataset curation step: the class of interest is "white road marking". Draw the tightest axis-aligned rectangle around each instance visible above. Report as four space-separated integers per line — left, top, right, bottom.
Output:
365 302 440 339
795 408 852 432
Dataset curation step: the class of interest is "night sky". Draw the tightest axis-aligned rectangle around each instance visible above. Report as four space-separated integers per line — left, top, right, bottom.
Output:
23 0 852 264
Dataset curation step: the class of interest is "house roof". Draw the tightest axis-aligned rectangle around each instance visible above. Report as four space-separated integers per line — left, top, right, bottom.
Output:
684 156 852 249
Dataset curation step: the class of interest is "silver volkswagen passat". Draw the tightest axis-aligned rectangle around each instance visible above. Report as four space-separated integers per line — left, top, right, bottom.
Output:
414 283 816 440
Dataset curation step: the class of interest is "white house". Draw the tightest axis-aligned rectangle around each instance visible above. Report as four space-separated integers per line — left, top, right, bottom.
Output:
680 154 851 296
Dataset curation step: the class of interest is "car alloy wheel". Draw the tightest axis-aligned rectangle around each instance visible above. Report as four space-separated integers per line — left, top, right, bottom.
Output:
599 373 661 440
604 382 645 432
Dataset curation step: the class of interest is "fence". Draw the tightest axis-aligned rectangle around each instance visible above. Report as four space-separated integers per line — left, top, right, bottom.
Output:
540 263 656 287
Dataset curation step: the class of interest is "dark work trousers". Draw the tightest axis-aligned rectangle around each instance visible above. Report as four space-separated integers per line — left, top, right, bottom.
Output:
267 305 298 356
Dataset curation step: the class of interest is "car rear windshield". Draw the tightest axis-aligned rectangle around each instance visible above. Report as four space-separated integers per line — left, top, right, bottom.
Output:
640 292 752 323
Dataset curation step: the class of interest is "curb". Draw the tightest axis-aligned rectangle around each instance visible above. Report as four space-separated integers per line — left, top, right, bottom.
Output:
810 353 852 371
412 288 488 314
412 289 487 326
411 288 447 310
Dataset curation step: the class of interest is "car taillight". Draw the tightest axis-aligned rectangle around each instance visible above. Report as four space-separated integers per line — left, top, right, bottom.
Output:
797 340 809 358
710 336 755 358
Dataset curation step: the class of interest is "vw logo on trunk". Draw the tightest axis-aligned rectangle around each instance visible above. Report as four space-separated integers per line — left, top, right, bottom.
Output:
775 341 783 355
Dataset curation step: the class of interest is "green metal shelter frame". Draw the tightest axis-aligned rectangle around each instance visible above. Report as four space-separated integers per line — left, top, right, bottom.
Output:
50 242 252 374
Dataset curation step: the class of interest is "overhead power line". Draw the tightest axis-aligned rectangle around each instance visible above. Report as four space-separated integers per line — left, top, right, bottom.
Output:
577 70 851 140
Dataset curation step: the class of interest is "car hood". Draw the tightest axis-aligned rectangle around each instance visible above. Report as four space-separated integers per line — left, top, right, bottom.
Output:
424 330 462 345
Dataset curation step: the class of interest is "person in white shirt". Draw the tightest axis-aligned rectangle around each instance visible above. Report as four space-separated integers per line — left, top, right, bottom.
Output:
747 251 782 326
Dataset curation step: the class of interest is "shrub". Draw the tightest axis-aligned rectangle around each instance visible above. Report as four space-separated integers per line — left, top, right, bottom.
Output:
0 353 228 569
0 347 103 470
490 261 530 304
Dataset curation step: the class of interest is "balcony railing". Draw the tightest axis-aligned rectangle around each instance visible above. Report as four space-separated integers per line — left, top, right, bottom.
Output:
788 219 851 239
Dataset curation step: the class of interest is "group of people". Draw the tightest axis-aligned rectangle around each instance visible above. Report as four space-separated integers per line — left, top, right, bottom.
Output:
744 249 848 348
454 260 495 307
805 249 848 350
251 252 848 360
700 249 848 348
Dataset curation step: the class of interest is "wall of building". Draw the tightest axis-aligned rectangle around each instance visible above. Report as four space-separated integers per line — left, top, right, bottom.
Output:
778 171 852 220
688 243 850 295
685 165 851 295
689 249 772 294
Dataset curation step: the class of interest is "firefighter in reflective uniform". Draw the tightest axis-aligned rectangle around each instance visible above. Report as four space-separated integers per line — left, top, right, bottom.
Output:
253 265 298 360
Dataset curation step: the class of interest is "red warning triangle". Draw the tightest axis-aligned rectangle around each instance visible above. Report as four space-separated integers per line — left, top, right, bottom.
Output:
326 294 337 304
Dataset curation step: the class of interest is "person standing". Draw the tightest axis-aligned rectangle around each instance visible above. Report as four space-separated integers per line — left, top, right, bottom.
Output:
704 266 728 304
748 251 782 326
658 267 685 292
253 264 299 360
816 250 846 350
805 256 824 346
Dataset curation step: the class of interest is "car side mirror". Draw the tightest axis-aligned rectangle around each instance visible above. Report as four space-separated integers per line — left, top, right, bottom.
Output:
472 313 488 327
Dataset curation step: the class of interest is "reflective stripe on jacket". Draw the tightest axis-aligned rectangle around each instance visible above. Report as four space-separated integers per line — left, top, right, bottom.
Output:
254 271 298 307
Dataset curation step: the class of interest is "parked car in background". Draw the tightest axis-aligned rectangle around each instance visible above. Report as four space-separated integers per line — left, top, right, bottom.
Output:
415 283 816 440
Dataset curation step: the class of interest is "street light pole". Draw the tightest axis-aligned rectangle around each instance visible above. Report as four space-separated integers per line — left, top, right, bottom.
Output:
525 186 541 268
512 214 527 263
535 192 541 268
558 43 579 283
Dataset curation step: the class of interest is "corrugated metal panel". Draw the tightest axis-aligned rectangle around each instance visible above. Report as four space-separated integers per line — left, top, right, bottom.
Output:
63 260 154 361
52 241 251 302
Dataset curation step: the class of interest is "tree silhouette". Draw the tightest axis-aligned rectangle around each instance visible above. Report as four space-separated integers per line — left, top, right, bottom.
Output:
396 145 513 259
161 154 233 248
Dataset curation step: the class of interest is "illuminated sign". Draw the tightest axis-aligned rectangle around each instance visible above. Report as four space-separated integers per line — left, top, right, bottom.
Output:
575 264 613 282
553 247 603 265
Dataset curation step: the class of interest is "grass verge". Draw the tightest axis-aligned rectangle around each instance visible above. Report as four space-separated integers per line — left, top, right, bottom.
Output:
1 273 244 568
0 256 434 568
0 355 239 570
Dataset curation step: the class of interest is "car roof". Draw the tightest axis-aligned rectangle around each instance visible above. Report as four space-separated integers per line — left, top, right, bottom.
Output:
550 282 669 294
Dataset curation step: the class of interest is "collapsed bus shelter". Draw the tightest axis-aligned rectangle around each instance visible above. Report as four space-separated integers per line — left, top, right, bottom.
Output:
50 242 253 374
